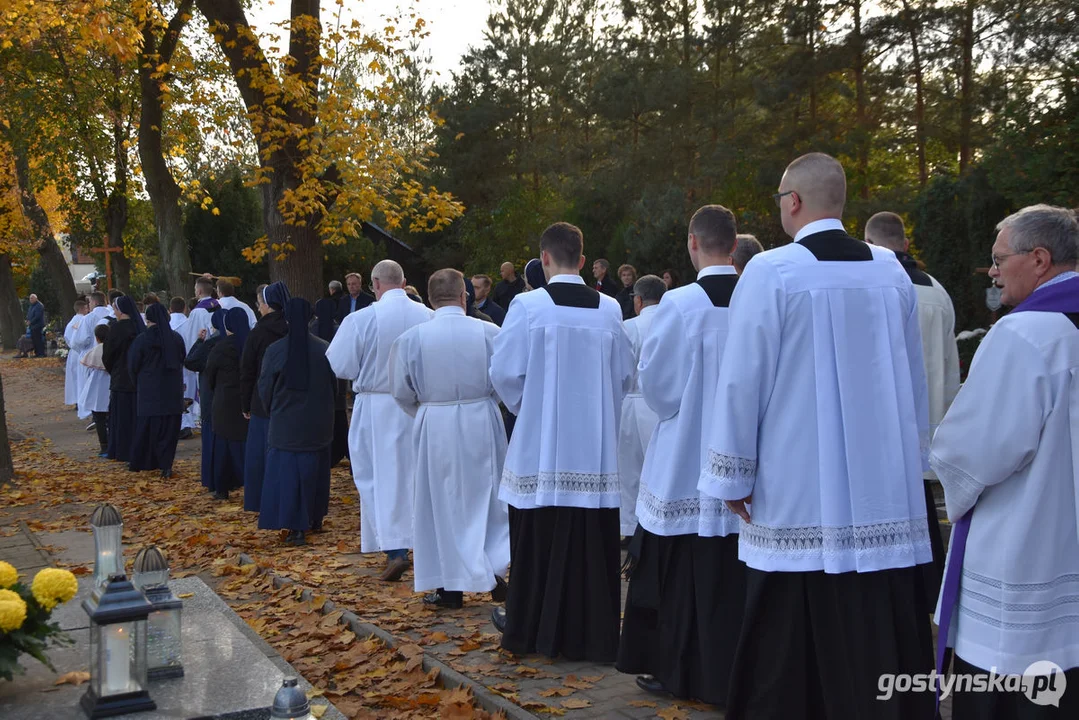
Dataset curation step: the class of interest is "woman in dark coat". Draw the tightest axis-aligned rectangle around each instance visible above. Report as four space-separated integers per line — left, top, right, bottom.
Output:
241 282 290 513
183 308 226 490
310 298 349 467
204 308 251 500
127 302 187 477
258 298 336 545
102 295 144 463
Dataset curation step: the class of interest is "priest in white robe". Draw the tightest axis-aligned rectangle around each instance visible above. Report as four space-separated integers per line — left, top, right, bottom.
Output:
63 299 88 406
489 222 634 662
388 269 510 609
866 210 961 605
931 204 1079 718
618 206 746 707
616 275 664 536
178 277 220 435
698 153 934 720
326 259 433 582
216 278 257 328
72 293 112 391
78 323 112 455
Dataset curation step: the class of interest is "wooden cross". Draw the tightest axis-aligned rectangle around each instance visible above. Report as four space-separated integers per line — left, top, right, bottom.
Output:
87 236 123 290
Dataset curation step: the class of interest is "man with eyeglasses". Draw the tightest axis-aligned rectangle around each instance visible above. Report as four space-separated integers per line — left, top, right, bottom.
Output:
930 204 1079 718
699 152 934 719
865 210 960 610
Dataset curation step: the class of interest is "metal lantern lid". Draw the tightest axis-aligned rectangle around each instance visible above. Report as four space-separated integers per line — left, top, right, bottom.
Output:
82 574 153 623
90 503 123 527
270 678 310 719
133 546 169 573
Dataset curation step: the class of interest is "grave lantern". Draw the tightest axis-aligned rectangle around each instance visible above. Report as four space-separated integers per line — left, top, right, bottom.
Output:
271 678 312 720
132 546 183 680
80 575 156 718
90 504 124 588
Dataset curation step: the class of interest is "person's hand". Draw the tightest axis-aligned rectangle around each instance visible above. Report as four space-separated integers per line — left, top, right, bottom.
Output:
198 328 207 341
726 495 752 523
243 412 250 420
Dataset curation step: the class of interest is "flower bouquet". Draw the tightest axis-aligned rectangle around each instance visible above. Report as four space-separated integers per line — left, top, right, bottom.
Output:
0 562 78 681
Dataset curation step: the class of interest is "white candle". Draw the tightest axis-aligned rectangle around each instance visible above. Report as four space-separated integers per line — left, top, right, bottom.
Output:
104 625 130 693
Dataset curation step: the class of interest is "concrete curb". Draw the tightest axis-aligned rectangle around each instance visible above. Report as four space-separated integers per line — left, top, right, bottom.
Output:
18 520 56 567
235 552 537 720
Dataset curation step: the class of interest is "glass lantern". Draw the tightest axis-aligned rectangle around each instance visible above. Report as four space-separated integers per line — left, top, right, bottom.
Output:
271 678 313 720
81 575 156 718
132 546 183 680
90 504 124 588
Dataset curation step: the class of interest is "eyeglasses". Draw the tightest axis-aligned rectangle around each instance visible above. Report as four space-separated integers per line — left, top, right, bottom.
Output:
773 190 795 208
990 250 1030 269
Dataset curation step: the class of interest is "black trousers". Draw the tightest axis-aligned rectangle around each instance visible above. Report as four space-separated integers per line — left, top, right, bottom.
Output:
30 327 45 357
952 656 1078 719
92 411 109 452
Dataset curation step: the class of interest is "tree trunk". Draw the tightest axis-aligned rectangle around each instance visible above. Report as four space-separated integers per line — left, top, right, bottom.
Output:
138 3 195 300
958 0 975 175
902 0 928 186
851 0 869 200
0 254 25 350
0 371 14 488
10 141 78 325
106 61 131 294
262 180 323 302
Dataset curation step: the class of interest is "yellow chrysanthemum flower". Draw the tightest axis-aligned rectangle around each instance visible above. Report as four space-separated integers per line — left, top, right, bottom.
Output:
0 561 17 589
0 590 27 632
31 568 79 612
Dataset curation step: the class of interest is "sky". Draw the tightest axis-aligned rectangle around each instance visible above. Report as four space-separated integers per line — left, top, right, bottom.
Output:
250 0 493 78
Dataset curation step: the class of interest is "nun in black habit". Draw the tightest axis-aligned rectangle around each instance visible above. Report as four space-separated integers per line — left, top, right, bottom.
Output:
240 281 290 512
205 308 251 500
127 302 187 477
310 298 349 467
257 298 336 545
103 295 144 463
183 308 226 490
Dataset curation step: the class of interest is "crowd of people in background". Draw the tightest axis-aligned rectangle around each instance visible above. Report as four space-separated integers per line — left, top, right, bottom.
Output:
39 150 1079 719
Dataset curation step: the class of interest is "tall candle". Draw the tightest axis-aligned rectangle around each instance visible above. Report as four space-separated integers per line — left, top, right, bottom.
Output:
104 625 130 693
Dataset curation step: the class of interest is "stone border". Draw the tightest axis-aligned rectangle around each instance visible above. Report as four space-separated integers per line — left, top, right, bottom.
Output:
18 520 56 568
235 553 537 720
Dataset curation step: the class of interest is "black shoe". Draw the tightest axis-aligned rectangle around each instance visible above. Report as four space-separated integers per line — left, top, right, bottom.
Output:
85 421 96 432
491 575 508 602
286 530 306 546
213 490 229 500
179 428 194 440
490 606 507 633
423 590 463 610
160 468 172 479
635 675 668 695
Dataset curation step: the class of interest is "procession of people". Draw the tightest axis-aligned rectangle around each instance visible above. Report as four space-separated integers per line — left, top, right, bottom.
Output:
47 152 1079 719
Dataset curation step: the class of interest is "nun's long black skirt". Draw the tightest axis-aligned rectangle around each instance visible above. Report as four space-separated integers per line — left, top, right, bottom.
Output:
951 656 1079 719
617 530 746 706
243 414 270 512
106 391 136 462
199 390 215 489
258 447 330 530
127 414 181 473
210 435 245 494
725 565 935 720
501 506 621 662
331 409 349 467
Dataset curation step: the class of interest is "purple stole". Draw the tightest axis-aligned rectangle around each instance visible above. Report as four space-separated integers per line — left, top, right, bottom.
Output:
195 297 220 312
935 275 1079 707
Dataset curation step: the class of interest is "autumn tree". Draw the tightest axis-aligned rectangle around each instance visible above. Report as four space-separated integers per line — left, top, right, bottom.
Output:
195 0 462 301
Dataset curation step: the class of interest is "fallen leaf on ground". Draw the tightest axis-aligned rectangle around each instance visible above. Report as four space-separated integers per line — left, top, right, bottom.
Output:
55 671 90 686
657 706 690 720
561 698 591 709
539 687 574 697
629 699 657 708
177 592 195 599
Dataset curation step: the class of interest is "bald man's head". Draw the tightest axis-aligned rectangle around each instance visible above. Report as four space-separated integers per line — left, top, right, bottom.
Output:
778 153 847 238
371 259 405 299
500 262 516 281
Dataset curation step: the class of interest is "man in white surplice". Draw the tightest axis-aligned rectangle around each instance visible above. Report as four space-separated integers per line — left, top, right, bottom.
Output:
930 205 1079 718
63 299 88 406
616 275 664 537
698 153 934 720
388 269 510 610
178 277 220 436
865 210 961 604
71 292 112 426
326 259 433 582
489 221 634 663
216 278 257 328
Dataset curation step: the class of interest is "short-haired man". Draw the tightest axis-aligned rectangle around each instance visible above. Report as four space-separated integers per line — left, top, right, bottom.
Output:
931 205 1079 718
72 292 113 431
169 297 188 331
470 274 506 326
493 262 525 309
216 279 256 328
490 222 633 662
336 272 374 322
178 276 221 438
615 264 637 320
700 153 933 718
388 268 510 609
327 260 433 581
592 258 619 297
732 234 764 274
618 206 746 706
25 293 46 357
64 299 89 405
328 279 345 301
865 210 960 605
615 274 664 537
